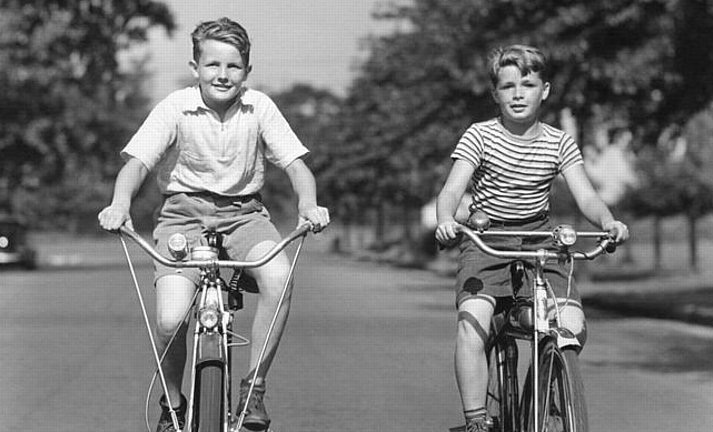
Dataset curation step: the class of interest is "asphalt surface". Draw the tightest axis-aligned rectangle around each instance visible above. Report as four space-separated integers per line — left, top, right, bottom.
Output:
2 235 713 431
20 230 713 328
0 241 713 432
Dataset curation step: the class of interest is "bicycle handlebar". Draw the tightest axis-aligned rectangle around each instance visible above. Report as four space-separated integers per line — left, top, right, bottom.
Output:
455 224 613 261
118 223 311 269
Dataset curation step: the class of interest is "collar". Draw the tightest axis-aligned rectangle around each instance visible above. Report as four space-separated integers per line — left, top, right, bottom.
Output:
184 85 248 115
496 117 542 142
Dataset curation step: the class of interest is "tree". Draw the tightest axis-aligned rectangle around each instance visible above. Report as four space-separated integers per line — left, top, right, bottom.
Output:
263 84 341 223
623 111 713 271
328 0 713 249
0 0 174 230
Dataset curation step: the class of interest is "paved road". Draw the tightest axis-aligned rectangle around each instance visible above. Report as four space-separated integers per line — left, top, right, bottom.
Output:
2 246 713 431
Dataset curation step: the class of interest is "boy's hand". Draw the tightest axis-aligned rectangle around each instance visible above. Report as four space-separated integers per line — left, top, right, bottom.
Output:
98 204 133 232
298 205 330 233
603 220 629 244
435 220 462 247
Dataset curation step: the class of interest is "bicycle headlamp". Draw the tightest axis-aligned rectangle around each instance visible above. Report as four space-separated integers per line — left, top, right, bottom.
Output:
167 233 188 260
554 224 577 247
198 306 220 329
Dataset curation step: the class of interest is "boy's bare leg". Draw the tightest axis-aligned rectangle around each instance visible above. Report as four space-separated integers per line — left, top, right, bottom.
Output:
245 240 293 380
557 302 587 346
455 298 494 415
155 275 196 406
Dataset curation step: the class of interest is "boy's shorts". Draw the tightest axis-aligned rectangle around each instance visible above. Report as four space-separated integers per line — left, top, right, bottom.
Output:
152 192 282 286
454 215 581 311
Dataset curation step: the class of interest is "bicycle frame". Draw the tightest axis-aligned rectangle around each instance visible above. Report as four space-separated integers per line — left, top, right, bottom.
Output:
457 222 613 432
118 223 312 432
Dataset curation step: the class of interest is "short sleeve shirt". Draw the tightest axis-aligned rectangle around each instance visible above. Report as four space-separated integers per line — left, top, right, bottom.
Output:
451 118 583 221
121 86 309 196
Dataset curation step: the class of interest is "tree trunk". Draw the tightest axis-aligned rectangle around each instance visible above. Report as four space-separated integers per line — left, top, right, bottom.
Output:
374 203 386 250
688 213 699 272
653 216 662 270
402 203 413 246
339 217 351 253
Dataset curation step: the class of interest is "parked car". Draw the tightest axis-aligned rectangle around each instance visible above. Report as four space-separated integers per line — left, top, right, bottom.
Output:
0 215 37 269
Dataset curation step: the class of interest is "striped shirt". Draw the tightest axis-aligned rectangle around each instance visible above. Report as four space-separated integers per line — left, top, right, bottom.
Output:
451 118 583 221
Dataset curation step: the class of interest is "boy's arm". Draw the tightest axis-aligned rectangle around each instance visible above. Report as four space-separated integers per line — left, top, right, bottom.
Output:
562 164 629 243
284 158 330 232
97 157 149 231
436 159 475 243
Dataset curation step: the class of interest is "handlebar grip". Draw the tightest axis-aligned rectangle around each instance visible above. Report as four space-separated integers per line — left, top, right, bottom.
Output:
605 240 617 254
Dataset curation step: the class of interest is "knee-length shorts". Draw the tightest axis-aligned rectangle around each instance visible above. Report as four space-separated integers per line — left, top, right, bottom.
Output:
152 192 282 286
454 218 581 313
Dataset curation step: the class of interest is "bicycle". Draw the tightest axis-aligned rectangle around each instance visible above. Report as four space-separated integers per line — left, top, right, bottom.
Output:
450 212 616 432
116 223 313 432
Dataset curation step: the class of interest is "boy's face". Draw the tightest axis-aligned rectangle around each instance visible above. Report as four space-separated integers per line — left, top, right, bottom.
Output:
491 65 550 127
190 39 251 111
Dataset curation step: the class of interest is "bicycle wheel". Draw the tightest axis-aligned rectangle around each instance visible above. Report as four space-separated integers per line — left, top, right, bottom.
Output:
521 341 587 432
486 337 519 432
195 363 225 432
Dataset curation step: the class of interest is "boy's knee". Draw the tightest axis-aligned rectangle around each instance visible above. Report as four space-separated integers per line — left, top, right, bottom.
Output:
558 306 587 348
558 305 585 333
457 311 488 350
156 314 187 339
253 263 292 299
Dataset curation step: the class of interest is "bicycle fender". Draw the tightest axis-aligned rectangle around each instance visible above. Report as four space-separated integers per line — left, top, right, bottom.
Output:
197 332 225 366
548 328 581 350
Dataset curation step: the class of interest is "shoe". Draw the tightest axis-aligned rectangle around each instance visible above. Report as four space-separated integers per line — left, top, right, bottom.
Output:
156 394 187 432
465 416 491 432
232 378 270 431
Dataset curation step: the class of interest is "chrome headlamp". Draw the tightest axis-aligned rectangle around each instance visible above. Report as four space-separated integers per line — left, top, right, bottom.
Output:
167 233 188 260
553 224 577 247
198 306 220 329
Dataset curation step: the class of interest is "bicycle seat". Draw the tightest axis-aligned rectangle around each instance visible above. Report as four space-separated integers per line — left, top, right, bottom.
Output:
203 228 260 294
510 260 525 293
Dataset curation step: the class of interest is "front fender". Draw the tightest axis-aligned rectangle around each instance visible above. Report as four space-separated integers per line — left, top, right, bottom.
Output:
547 327 581 351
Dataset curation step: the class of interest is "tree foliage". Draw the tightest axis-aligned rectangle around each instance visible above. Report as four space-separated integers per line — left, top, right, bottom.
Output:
263 84 342 222
0 0 174 230
325 0 713 223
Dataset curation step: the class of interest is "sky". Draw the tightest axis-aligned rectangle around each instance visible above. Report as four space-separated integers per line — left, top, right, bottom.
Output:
144 0 396 101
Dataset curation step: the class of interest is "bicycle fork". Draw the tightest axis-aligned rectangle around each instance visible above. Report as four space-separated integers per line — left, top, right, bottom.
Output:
186 279 232 431
531 251 549 432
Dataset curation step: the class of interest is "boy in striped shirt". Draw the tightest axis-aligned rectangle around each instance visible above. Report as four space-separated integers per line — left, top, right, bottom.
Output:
435 44 629 432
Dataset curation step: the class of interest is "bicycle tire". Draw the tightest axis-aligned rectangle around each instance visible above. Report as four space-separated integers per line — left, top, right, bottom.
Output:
521 341 587 432
195 363 225 432
486 338 519 432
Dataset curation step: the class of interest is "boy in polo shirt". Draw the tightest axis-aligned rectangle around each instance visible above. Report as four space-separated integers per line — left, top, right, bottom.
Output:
98 17 330 432
434 45 629 432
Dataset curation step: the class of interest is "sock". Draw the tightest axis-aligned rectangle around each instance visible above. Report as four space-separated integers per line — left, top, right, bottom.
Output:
464 407 487 422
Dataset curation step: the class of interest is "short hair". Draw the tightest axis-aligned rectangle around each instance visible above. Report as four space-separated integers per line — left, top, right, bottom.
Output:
191 17 251 66
488 44 548 86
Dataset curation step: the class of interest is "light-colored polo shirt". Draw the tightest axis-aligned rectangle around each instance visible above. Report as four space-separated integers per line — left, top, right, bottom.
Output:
122 86 308 196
